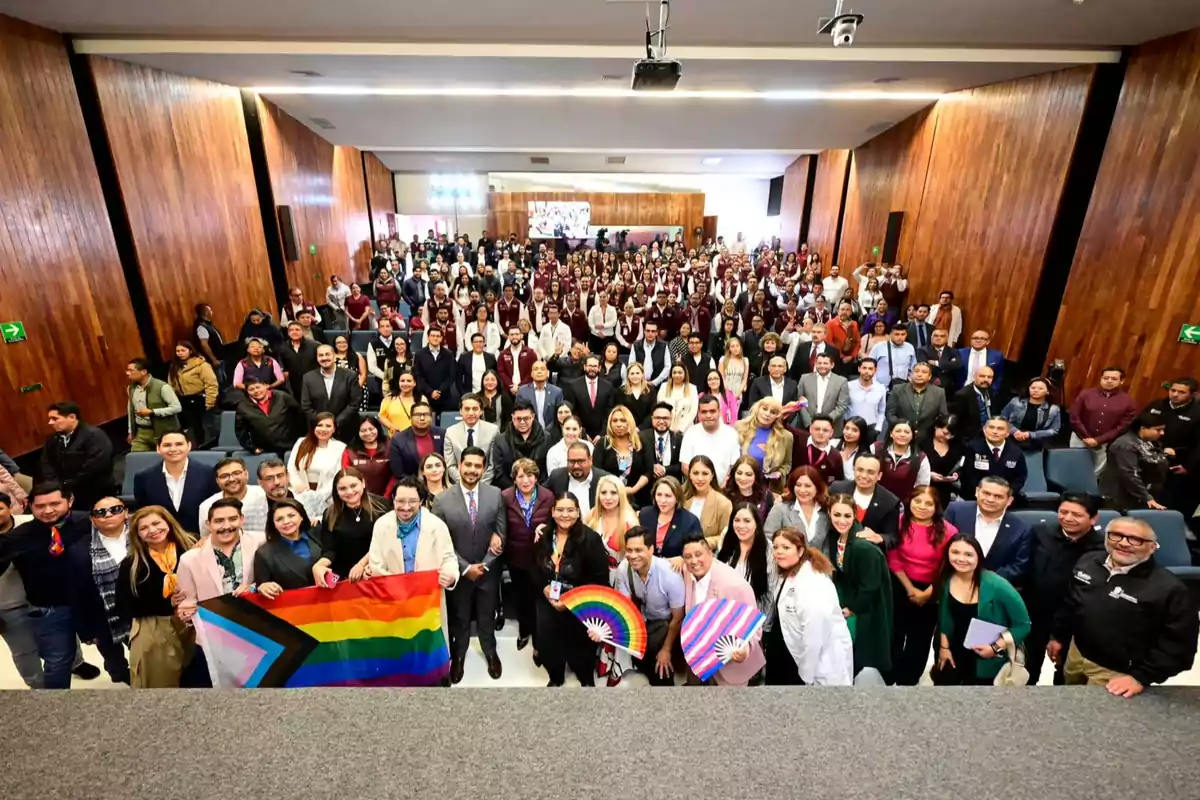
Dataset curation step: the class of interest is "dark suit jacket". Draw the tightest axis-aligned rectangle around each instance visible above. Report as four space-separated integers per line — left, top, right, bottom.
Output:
235 391 302 454
432 483 507 569
300 368 363 440
636 505 703 559
944 501 1032 586
957 348 1006 390
952 385 996 444
563 376 616 439
253 532 322 590
789 340 838 379
885 383 949 445
387 425 446 479
637 428 684 505
915 344 963 388
39 423 115 509
515 382 564 430
906 322 934 351
456 351 498 396
745 375 800 410
544 467 612 507
593 440 654 494
132 459 218 535
959 438 1028 498
413 347 458 406
279 340 320 397
827 480 901 549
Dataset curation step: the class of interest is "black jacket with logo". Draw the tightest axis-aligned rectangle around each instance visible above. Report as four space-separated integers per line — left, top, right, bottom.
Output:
1051 551 1198 685
1027 523 1105 617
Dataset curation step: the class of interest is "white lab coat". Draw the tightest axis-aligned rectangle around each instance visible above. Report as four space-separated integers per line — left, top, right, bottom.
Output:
776 561 854 685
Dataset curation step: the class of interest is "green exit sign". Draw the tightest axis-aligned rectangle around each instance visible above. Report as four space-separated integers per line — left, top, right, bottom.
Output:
1 321 26 344
20 383 42 394
872 246 881 256
1180 324 1200 345
309 243 318 255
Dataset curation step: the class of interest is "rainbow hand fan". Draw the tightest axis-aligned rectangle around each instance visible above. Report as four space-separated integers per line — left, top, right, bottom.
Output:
681 598 765 682
559 586 647 659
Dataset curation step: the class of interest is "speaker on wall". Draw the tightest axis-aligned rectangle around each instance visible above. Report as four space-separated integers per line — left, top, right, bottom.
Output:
277 205 300 262
766 175 784 217
882 211 904 264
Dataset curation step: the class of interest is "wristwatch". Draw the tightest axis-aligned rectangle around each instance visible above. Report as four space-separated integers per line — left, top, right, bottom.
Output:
992 642 1004 656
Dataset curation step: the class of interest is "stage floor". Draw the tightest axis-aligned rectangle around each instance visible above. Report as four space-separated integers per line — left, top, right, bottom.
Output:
1 687 1198 800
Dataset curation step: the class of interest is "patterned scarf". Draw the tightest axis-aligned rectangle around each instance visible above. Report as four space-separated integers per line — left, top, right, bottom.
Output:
149 542 180 598
90 527 130 644
213 542 243 594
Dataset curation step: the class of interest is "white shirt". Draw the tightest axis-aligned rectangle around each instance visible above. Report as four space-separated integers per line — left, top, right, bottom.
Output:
588 304 617 337
769 378 785 403
693 571 714 605
98 530 129 564
534 384 548 424
966 348 986 383
852 489 873 514
568 473 595 518
198 485 269 538
461 485 479 516
822 276 849 307
163 462 189 511
509 346 525 385
975 511 1003 555
651 430 674 467
321 369 336 398
814 373 830 411
679 423 740 484
471 352 487 392
538 322 572 360
687 497 706 522
326 283 350 311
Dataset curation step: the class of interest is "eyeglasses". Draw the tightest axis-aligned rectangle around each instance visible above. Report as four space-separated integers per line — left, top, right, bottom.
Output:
91 506 126 518
1106 531 1156 547
217 470 246 480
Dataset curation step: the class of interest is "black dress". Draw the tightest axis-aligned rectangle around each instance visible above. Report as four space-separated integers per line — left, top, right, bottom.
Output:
945 594 987 685
923 441 964 511
480 391 513 433
312 501 381 577
618 389 653 429
534 525 609 686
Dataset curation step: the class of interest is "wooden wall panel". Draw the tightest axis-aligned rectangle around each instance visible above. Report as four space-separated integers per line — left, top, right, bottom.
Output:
1048 29 1200 405
91 56 273 358
839 108 937 268
0 17 140 455
363 151 395 244
777 155 810 254
905 67 1092 358
258 98 372 299
806 149 850 267
487 191 706 250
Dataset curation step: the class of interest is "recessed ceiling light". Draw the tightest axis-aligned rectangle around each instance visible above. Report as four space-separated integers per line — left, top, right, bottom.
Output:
701 157 722 165
606 156 627 165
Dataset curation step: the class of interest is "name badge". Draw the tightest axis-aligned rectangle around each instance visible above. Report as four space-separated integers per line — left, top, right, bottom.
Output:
974 456 990 470
548 581 563 601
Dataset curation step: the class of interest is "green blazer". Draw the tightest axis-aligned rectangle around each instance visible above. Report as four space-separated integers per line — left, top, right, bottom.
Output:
832 530 894 674
937 570 1031 679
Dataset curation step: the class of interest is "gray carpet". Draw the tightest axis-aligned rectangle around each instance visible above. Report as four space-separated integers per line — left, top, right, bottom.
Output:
2 688 1199 799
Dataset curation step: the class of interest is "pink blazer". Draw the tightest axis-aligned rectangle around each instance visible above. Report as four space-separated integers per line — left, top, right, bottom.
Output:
683 559 766 685
177 531 266 605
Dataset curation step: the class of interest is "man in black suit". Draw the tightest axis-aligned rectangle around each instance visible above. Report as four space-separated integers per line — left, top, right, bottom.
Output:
456 332 498 396
681 333 716 392
563 355 615 441
401 262 427 311
958 417 1029 498
40 401 115 510
387 400 445 479
952 365 996 445
300 344 363 442
235 378 302 455
906 304 934 352
790 323 838 380
885 363 949 446
637 402 684 506
746 355 800 410
132 431 218 535
828 452 901 549
413 326 459 415
915 327 963 388
279 321 320 398
544 441 611 517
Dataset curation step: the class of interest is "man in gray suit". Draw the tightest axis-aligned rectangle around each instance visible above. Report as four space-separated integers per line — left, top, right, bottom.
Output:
432 446 507 683
885 362 948 445
515 360 563 430
798 353 851 433
443 393 500 483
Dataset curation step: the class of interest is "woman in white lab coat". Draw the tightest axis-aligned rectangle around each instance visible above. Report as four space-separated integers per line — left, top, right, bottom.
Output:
768 526 853 685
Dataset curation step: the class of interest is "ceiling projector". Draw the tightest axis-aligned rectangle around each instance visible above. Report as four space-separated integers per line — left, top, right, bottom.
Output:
631 58 682 91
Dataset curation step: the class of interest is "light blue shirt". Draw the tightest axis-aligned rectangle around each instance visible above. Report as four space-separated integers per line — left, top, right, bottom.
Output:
613 556 685 622
847 379 888 428
868 340 917 385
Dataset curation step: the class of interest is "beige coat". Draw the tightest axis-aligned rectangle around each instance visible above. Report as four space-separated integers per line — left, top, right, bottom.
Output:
369 510 459 589
688 491 733 550
171 357 219 409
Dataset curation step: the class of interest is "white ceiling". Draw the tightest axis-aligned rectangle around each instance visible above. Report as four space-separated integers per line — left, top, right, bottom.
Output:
9 0 1199 176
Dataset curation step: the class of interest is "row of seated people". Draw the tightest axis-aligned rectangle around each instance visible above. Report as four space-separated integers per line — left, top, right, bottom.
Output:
1 434 1194 693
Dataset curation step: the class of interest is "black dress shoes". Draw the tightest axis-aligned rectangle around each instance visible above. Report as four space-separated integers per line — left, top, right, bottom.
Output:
450 657 465 684
487 654 503 680
494 612 506 632
517 635 531 651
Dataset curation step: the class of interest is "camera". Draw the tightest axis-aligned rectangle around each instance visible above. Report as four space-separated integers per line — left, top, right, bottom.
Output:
831 17 857 46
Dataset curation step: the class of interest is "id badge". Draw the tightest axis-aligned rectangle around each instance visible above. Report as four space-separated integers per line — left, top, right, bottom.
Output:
548 580 563 601
974 455 990 470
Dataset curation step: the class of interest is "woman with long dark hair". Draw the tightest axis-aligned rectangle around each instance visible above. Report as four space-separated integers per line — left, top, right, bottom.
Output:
682 455 732 549
341 416 393 497
923 414 963 510
871 420 931 501
168 341 218 446
932 534 1030 686
534 493 609 686
478 368 513 431
723 455 776 521
715 501 771 612
286 412 346 496
254 498 320 597
824 493 893 677
331 334 370 412
835 416 873 482
887 486 958 686
379 371 424 437
311 467 389 586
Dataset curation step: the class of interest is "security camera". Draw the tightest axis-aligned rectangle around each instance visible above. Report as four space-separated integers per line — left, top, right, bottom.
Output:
830 16 857 46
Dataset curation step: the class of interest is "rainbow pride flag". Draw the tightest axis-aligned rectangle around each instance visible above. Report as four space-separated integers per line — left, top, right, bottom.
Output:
195 571 450 688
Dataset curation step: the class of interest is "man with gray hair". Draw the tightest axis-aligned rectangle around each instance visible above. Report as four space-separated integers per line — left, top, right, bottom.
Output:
1049 516 1198 697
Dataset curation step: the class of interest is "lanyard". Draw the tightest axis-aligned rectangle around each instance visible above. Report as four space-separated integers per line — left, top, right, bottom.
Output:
807 443 826 466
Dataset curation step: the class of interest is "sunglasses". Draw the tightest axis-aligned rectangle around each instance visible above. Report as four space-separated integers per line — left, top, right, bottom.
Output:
91 506 126 518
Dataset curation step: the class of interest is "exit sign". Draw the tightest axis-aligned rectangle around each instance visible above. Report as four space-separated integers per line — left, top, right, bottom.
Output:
1 321 26 344
1180 324 1200 345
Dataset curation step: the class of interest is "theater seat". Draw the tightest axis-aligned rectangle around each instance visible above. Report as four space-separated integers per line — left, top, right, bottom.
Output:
351 331 374 353
324 328 349 344
408 330 423 351
121 452 164 496
440 411 461 428
1045 448 1100 495
239 453 276 485
1097 509 1120 530
1022 450 1060 506
189 451 227 470
1127 509 1200 579
397 301 412 318
211 410 240 454
1009 509 1057 531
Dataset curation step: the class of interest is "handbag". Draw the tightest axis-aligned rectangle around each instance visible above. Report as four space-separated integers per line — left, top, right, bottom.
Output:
993 630 1029 687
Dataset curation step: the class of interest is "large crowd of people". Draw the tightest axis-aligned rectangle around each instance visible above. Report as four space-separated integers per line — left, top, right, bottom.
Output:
0 229 1196 693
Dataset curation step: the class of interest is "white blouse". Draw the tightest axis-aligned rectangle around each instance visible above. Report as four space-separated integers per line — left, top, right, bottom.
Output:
287 439 347 498
546 438 594 475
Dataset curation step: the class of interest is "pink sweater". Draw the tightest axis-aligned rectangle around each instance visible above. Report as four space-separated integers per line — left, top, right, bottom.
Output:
887 520 958 584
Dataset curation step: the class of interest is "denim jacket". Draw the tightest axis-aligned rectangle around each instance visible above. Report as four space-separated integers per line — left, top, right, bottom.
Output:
1001 398 1061 441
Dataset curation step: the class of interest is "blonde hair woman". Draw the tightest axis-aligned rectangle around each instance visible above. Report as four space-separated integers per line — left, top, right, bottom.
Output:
116 506 198 688
657 362 698 433
618 362 653 428
584 474 640 571
719 336 749 402
734 398 794 493
593 405 649 499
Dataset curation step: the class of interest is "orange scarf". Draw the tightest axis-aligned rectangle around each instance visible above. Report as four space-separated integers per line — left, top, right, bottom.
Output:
149 542 180 598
